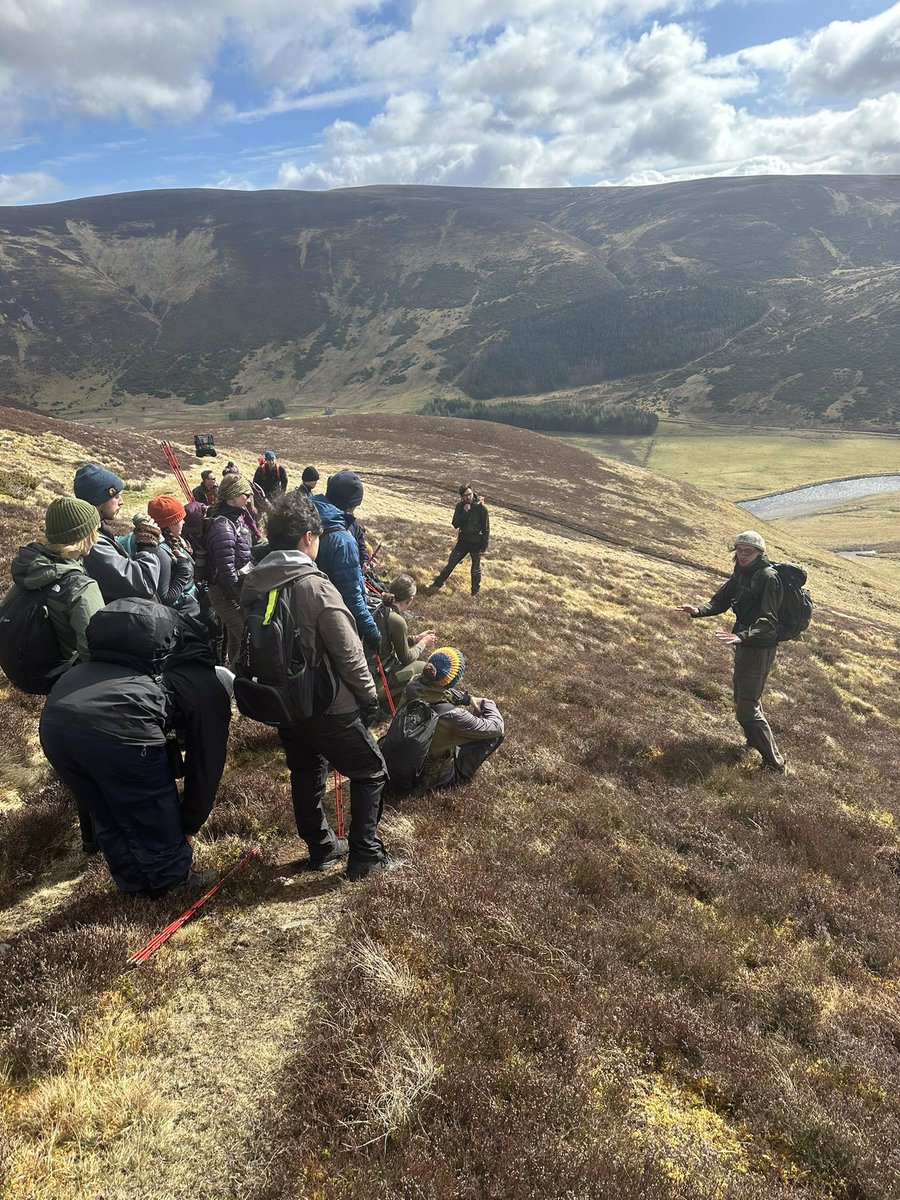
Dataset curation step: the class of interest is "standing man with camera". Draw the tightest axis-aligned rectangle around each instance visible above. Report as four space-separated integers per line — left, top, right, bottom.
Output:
426 485 490 598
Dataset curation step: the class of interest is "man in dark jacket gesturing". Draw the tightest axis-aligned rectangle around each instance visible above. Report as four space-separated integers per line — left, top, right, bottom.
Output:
427 485 490 597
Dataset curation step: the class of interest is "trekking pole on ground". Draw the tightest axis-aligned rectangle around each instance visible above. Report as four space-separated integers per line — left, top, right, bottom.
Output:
374 654 396 717
160 441 194 503
332 770 346 839
127 847 260 968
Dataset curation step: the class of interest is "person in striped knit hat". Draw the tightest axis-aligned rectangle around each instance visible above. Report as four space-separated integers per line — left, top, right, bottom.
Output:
400 646 504 789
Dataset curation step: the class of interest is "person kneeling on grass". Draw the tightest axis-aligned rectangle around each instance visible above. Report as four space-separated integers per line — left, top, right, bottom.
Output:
39 600 231 896
373 573 436 708
401 647 504 789
241 491 392 882
678 529 786 774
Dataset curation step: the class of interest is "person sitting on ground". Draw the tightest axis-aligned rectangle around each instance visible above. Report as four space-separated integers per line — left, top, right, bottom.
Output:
146 496 201 618
310 469 380 654
373 574 436 707
426 484 490 598
192 469 218 505
678 529 787 773
205 474 255 666
253 451 288 501
401 648 504 789
299 466 319 496
39 600 231 896
241 491 391 881
74 463 163 603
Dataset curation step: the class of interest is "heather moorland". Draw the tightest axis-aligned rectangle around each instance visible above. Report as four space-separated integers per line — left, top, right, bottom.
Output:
1 408 899 1200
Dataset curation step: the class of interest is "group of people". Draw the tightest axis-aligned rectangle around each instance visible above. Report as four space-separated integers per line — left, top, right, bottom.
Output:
3 450 506 894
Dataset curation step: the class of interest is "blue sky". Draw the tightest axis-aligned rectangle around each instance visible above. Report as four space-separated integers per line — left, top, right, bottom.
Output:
0 0 897 204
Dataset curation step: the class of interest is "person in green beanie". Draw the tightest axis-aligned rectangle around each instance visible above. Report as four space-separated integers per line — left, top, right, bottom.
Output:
8 497 105 664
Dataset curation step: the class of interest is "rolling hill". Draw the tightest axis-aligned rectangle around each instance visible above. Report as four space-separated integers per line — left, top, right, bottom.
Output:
1 408 899 1199
1 176 900 428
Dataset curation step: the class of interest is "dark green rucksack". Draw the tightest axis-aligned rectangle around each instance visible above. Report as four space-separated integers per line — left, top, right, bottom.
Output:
772 562 813 641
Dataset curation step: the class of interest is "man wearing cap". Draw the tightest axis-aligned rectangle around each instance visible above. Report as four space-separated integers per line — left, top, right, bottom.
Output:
311 469 380 652
679 530 786 773
299 466 319 496
253 451 288 501
74 463 163 603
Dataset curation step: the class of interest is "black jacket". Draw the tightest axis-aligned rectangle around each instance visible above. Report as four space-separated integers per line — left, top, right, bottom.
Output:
39 601 230 835
452 498 489 551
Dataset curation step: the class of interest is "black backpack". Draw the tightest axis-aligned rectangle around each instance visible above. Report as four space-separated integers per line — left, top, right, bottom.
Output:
233 584 336 726
380 699 440 791
0 577 81 694
772 562 813 641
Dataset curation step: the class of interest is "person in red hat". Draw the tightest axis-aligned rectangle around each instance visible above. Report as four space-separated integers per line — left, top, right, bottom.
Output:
147 495 201 617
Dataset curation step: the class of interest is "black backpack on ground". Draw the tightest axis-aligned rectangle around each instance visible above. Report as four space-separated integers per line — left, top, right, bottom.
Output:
0 577 82 694
771 562 813 641
379 699 440 791
233 584 336 726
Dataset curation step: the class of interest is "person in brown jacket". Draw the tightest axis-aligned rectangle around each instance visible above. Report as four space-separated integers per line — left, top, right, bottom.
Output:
240 491 390 880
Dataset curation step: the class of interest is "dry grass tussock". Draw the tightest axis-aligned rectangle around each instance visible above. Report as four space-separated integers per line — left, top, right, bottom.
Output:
1 408 900 1199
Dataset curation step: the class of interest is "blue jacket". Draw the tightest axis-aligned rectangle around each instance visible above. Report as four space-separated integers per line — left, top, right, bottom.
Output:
311 497 379 647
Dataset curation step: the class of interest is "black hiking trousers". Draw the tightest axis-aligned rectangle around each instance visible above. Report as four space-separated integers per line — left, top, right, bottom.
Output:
433 542 482 595
278 711 388 869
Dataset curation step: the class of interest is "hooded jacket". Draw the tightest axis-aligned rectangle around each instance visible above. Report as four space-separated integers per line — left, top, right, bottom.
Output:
452 498 489 551
694 554 782 648
402 678 504 788
39 601 230 835
83 528 162 603
9 543 104 662
240 550 376 716
310 496 379 647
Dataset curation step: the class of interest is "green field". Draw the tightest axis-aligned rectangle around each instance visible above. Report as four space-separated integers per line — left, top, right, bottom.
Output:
561 421 900 501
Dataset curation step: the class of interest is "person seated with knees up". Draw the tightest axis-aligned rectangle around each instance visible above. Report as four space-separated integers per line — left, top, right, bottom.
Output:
373 573 436 707
39 600 231 897
401 647 504 789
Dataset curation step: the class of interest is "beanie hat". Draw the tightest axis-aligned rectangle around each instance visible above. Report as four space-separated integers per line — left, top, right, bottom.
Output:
148 495 186 529
44 497 99 545
222 462 239 476
326 468 364 510
73 463 125 507
218 474 251 504
264 450 276 461
733 530 766 553
427 647 466 690
302 466 319 483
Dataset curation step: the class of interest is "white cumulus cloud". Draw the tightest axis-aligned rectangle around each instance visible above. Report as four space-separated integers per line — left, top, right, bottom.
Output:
0 171 63 204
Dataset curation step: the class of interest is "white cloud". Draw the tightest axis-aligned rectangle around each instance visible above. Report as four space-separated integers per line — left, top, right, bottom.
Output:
0 171 62 204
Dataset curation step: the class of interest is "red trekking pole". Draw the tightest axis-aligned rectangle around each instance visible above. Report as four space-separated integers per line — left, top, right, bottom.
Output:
127 848 260 967
375 654 396 717
332 769 346 839
161 441 194 503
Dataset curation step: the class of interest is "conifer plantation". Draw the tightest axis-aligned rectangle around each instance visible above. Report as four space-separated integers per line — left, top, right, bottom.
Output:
0 408 898 1198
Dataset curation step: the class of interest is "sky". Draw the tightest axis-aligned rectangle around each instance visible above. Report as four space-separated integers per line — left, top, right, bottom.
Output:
0 0 898 205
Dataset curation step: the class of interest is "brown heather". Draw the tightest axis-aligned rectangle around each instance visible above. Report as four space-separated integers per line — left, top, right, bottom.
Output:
1 407 899 1199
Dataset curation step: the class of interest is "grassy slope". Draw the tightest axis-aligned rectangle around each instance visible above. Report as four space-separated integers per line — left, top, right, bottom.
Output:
1 410 899 1199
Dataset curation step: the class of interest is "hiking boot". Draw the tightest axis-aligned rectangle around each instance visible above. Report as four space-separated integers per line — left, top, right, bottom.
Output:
308 838 349 871
760 761 788 775
165 868 219 896
82 840 99 856
345 855 401 883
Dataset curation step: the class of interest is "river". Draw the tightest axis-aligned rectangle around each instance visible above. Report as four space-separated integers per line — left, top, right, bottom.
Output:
738 475 900 520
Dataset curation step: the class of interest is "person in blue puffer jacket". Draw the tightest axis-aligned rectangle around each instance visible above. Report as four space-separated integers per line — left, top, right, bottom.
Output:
311 470 380 652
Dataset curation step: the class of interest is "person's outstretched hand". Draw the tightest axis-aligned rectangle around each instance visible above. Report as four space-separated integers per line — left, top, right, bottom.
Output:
678 604 699 617
714 631 741 645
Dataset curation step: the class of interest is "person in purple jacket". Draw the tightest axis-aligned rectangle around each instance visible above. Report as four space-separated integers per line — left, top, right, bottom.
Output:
205 474 254 665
